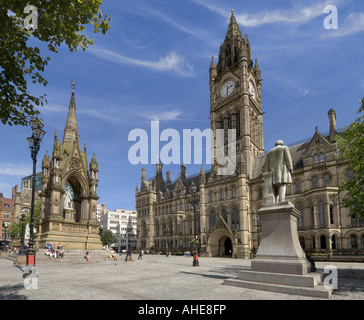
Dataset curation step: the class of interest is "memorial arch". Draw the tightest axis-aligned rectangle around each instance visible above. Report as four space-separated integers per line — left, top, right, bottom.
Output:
35 83 101 250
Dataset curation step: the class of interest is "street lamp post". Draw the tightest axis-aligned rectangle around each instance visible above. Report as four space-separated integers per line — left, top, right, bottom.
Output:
125 224 133 262
189 185 200 267
19 214 26 256
26 117 45 266
2 222 9 252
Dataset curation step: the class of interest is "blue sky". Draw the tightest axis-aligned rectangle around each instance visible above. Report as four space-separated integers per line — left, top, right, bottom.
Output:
1 0 364 211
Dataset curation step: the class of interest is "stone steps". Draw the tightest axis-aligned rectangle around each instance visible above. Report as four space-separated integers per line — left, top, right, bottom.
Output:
224 270 333 299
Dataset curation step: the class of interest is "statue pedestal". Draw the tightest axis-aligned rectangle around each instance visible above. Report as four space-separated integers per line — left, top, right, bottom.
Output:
251 201 310 275
63 209 75 220
224 201 333 298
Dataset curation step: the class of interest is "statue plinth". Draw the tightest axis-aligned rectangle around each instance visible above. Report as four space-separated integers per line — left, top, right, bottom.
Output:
63 209 75 220
251 201 310 275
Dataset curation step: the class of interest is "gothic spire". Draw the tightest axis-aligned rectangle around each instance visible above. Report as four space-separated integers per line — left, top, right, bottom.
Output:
62 80 79 146
224 9 243 42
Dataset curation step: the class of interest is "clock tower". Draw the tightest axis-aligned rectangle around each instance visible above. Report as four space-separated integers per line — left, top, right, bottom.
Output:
210 10 264 178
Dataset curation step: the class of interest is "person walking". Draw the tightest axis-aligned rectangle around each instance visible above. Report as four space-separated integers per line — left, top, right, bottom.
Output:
84 251 91 262
138 250 143 260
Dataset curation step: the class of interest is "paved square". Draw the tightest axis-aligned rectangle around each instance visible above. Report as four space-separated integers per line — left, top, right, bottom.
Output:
0 255 363 300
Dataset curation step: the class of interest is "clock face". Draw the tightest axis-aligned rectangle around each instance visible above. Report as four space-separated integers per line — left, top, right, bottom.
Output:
221 80 235 98
249 82 256 99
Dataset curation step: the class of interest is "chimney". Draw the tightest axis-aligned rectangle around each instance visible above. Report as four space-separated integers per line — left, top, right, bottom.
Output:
166 171 171 184
180 162 187 179
328 109 337 143
141 168 146 183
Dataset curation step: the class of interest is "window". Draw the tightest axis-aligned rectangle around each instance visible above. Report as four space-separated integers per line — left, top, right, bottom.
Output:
210 212 216 230
295 180 301 193
314 154 319 164
324 174 330 186
222 209 227 222
231 208 240 230
210 191 213 202
4 204 9 210
331 235 337 249
220 189 224 200
320 235 327 249
350 235 358 249
297 205 304 229
312 177 318 188
319 201 325 226
236 113 240 137
227 116 232 129
319 153 325 162
329 205 335 225
231 187 236 199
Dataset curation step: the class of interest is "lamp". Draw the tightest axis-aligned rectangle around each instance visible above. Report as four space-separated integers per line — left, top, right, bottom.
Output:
26 116 45 266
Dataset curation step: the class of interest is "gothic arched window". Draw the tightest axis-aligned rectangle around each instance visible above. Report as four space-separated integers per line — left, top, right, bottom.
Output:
351 235 358 249
312 177 318 188
320 235 327 249
295 180 301 193
319 201 325 226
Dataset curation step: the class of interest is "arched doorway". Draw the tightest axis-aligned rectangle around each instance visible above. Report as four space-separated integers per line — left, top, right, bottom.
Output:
224 237 232 256
207 229 234 257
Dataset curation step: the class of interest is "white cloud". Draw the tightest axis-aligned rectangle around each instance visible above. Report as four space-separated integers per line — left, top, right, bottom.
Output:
235 3 327 27
0 163 32 176
89 47 194 77
190 0 340 27
134 109 183 121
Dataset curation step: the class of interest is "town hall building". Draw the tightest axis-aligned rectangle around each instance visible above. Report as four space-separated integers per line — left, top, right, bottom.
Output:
135 11 364 259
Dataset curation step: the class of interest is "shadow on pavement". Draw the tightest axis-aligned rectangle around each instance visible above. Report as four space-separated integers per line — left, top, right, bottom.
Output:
0 284 28 300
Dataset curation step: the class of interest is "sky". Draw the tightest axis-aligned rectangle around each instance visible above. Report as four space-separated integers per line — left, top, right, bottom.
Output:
1 0 364 211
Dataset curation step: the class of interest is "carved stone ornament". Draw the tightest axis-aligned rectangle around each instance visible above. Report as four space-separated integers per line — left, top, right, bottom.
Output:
70 157 81 169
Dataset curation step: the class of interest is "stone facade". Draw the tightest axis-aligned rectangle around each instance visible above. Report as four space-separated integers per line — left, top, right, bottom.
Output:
0 192 15 239
34 84 102 250
135 12 363 259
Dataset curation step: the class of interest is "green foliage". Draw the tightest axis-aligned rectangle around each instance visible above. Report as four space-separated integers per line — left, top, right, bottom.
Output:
190 238 199 248
9 202 41 238
0 0 111 126
100 230 116 247
336 98 364 218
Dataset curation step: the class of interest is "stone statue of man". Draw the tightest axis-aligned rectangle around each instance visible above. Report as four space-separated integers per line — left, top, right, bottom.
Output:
63 187 73 209
262 140 293 203
25 223 30 240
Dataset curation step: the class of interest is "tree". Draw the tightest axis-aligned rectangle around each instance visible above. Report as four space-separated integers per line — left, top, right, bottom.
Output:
9 202 41 238
1 0 111 126
100 230 116 248
336 98 364 218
